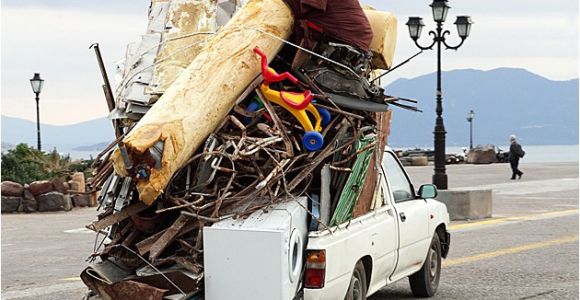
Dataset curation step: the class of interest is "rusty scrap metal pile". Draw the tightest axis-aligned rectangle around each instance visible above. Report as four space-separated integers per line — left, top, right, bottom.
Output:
82 71 388 299
80 1 404 297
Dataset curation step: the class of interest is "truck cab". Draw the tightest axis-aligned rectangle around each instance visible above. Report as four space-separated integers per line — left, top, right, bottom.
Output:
303 148 450 299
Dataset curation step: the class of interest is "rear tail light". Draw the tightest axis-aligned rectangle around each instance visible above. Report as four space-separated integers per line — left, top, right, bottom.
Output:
304 250 326 289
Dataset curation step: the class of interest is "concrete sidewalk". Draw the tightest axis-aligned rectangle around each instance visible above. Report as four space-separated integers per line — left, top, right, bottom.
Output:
405 162 578 217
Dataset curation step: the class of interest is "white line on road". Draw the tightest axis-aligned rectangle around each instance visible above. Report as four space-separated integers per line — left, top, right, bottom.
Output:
2 282 86 299
63 228 94 234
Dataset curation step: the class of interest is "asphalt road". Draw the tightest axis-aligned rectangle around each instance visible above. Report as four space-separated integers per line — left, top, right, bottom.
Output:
1 162 578 299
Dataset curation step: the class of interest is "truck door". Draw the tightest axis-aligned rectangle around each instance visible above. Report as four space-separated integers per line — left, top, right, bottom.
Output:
381 152 430 278
367 172 398 292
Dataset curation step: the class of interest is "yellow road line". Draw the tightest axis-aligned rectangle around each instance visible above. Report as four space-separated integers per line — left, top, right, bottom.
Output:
448 209 579 231
443 235 579 268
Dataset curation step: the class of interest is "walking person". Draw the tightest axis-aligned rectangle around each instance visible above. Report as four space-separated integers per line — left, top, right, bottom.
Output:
508 134 525 180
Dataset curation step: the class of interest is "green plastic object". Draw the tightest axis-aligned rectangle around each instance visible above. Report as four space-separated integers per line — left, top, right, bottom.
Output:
330 133 376 226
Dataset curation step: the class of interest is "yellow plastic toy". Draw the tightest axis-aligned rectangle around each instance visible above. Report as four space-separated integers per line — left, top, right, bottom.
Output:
253 47 331 151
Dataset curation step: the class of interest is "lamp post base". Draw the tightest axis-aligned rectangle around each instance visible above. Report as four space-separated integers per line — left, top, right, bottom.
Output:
433 173 448 190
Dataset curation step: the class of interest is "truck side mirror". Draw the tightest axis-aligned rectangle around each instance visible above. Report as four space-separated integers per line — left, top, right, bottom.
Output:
418 184 438 199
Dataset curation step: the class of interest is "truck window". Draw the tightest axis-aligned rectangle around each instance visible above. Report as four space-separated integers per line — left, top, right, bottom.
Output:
382 153 414 203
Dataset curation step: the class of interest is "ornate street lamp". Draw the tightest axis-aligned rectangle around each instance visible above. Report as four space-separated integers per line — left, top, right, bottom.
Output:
466 110 475 149
29 73 44 151
406 0 473 190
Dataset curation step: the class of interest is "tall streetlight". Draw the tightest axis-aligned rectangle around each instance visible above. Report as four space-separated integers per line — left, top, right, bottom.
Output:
29 73 44 151
466 109 475 149
406 0 473 190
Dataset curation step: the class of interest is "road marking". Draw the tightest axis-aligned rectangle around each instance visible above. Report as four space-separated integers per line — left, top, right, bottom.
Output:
448 209 579 232
63 227 94 234
60 277 82 281
2 282 86 299
443 235 578 268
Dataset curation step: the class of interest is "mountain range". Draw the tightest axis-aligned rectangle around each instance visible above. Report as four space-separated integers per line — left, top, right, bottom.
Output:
1 68 578 158
1 116 114 156
385 67 578 147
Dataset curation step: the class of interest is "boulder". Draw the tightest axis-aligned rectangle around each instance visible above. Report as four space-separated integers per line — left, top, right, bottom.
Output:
37 192 66 212
63 194 73 211
52 178 69 194
1 196 21 213
71 172 86 193
29 180 54 196
72 194 91 207
1 181 24 197
466 145 498 164
22 189 37 213
69 181 81 193
410 155 429 166
90 191 98 207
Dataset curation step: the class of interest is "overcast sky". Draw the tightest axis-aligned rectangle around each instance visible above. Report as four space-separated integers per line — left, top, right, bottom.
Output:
1 0 578 125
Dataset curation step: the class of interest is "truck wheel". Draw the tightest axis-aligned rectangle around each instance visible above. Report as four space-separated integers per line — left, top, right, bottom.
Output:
344 261 367 300
409 233 441 297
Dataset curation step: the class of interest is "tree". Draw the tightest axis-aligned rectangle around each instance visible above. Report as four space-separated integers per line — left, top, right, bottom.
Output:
1 143 48 184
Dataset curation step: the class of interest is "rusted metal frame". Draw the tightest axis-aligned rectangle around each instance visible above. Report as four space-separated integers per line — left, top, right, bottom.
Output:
255 88 294 158
287 119 351 191
115 244 186 296
135 222 197 256
155 196 204 214
255 158 290 190
92 133 127 168
235 75 264 105
88 202 149 232
314 103 365 120
176 239 200 254
121 228 140 248
238 136 283 156
332 141 378 166
284 137 355 175
90 163 114 192
149 215 191 261
321 115 342 137
209 166 237 218
167 150 234 196
99 222 133 257
181 211 232 223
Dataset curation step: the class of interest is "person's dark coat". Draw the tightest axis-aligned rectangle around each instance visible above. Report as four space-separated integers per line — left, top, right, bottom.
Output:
508 142 525 162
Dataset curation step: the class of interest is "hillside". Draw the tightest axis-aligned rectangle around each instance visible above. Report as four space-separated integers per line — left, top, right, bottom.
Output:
1 116 114 154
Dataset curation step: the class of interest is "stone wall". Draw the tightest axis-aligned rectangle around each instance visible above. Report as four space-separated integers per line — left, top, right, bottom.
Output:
1 172 95 213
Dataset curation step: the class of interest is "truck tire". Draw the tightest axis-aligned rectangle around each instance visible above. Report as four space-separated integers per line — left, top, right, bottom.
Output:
409 233 441 297
344 261 367 300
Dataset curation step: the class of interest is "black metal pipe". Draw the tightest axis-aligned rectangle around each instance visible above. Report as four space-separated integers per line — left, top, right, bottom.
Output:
469 119 473 149
35 93 41 151
90 43 122 138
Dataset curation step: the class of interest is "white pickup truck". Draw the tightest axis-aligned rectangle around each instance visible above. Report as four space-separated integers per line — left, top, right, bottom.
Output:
203 147 450 300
